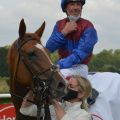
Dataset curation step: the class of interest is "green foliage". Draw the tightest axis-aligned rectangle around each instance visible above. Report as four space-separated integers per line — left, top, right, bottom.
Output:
0 77 10 93
88 49 120 73
0 98 12 104
50 51 59 64
0 46 120 76
0 46 9 77
0 47 120 92
0 76 9 81
49 49 120 73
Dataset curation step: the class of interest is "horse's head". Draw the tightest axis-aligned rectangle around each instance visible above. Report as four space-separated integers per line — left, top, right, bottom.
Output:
8 19 66 110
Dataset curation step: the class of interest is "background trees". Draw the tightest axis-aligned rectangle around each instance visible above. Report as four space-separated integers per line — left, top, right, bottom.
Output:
0 46 9 77
0 46 120 78
0 46 120 92
88 49 120 73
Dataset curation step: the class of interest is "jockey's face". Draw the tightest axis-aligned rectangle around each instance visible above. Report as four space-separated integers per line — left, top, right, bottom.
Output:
66 2 82 17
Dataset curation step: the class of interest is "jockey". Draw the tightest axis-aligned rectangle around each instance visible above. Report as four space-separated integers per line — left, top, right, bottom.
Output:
46 0 98 79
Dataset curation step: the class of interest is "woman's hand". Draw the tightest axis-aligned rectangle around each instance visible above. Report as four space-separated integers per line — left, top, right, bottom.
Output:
52 99 66 120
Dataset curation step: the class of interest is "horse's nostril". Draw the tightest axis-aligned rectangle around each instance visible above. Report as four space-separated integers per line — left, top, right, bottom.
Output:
57 82 65 89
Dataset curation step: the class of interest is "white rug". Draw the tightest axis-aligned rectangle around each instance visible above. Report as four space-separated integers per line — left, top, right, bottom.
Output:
88 72 120 120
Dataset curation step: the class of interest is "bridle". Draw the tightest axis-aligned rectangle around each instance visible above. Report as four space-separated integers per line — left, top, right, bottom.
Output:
11 37 59 120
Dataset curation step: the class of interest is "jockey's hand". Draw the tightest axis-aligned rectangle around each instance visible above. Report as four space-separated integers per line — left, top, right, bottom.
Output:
62 21 77 36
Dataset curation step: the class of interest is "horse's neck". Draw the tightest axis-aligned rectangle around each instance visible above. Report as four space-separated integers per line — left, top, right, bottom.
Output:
11 81 29 110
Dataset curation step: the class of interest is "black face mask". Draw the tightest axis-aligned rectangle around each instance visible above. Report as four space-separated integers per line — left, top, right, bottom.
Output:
62 89 78 101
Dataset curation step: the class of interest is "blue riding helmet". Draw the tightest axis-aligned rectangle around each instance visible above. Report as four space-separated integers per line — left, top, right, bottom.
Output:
61 0 86 12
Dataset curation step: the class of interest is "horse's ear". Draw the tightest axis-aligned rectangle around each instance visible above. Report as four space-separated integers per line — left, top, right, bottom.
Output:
19 18 26 39
35 21 45 38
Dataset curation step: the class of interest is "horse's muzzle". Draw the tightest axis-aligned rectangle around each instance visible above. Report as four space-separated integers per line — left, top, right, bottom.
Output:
50 80 66 99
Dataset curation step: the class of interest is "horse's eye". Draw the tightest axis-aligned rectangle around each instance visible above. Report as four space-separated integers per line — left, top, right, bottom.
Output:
28 51 36 60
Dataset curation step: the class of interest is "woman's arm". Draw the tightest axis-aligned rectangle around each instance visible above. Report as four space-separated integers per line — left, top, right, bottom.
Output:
52 100 92 120
52 100 66 120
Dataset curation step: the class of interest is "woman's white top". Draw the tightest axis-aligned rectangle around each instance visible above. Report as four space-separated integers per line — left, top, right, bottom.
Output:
20 101 92 120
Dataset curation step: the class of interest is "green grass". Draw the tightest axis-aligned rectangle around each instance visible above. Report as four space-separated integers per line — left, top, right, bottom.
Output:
0 98 12 104
0 76 11 104
0 79 9 93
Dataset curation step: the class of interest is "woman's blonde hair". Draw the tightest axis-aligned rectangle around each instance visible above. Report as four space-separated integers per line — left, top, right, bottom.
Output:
72 75 92 109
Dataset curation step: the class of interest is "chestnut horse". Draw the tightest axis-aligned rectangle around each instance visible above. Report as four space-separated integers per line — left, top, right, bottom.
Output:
7 19 66 120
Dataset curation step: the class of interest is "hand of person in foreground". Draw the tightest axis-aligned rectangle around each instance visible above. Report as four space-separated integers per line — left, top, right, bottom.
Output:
52 99 66 120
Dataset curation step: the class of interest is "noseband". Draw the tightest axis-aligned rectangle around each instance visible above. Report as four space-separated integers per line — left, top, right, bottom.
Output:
12 37 59 120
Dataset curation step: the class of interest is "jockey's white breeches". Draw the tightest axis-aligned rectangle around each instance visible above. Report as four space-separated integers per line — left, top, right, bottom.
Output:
60 64 88 79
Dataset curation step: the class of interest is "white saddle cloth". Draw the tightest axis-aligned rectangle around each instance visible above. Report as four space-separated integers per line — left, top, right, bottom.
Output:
88 72 120 120
60 64 88 78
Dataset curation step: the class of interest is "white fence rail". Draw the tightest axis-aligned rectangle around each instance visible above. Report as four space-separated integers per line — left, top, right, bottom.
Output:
0 93 11 98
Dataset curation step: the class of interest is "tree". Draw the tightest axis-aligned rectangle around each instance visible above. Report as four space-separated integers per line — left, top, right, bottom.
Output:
0 46 9 76
89 49 120 73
